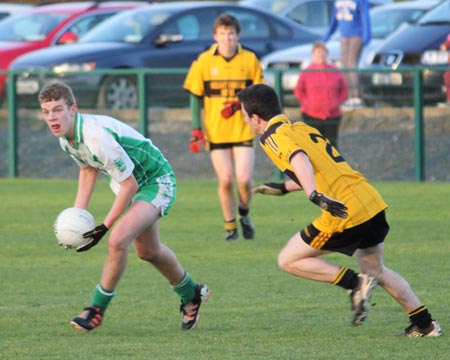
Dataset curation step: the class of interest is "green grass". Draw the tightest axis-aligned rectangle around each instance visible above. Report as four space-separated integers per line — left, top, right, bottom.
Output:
0 179 448 359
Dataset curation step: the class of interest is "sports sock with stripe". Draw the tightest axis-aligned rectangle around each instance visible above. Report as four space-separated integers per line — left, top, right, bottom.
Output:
332 267 359 290
224 219 237 231
408 305 432 329
172 272 196 304
92 284 115 310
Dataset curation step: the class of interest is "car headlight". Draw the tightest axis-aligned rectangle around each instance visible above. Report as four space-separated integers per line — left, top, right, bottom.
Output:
52 62 96 74
264 71 274 87
300 60 312 70
360 49 376 67
421 50 448 66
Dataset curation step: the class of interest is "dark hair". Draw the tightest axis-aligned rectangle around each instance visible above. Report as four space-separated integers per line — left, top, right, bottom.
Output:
238 84 282 121
214 13 240 34
38 81 76 107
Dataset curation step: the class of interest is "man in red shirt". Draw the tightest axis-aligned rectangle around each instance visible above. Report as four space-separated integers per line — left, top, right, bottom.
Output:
294 41 348 149
438 34 450 108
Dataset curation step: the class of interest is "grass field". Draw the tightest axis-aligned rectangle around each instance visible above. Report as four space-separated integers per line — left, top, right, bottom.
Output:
0 179 448 359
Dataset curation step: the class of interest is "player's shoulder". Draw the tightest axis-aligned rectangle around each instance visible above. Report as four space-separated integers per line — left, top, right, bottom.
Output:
197 43 217 59
239 44 260 59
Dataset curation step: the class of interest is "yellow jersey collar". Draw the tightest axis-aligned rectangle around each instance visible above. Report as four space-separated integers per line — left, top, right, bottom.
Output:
265 114 289 132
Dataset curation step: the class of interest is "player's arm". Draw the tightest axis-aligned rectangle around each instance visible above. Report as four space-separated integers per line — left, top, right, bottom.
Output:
78 174 138 252
189 94 205 153
252 179 302 196
290 151 347 218
190 94 202 130
102 174 138 229
74 166 98 209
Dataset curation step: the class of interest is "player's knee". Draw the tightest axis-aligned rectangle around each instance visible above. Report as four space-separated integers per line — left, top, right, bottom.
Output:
107 236 128 253
218 177 234 190
136 248 159 262
277 251 291 272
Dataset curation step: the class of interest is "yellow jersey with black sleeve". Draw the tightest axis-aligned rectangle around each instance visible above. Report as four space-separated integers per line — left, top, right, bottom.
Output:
259 115 387 233
183 44 263 144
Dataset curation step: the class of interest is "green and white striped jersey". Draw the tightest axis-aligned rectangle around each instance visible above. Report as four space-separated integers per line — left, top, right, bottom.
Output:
60 112 174 194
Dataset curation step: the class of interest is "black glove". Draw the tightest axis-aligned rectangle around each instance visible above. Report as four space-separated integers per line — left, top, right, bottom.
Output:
309 190 348 218
77 223 109 252
252 182 288 196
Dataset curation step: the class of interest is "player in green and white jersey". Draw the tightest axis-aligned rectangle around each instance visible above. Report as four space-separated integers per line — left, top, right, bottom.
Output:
39 81 210 333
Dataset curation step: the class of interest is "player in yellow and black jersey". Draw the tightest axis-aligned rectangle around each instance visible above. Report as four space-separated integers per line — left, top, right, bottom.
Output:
237 83 441 337
183 13 264 241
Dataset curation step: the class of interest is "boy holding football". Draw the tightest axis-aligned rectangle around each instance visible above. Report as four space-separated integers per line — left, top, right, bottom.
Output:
39 81 210 333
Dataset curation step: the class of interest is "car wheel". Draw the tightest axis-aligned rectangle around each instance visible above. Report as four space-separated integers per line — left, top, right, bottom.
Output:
98 75 138 110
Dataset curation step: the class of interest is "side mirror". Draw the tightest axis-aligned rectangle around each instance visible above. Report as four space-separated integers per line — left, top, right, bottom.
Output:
57 32 78 45
153 34 183 46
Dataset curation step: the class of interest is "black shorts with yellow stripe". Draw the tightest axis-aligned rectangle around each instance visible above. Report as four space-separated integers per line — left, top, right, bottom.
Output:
300 211 389 256
208 139 254 151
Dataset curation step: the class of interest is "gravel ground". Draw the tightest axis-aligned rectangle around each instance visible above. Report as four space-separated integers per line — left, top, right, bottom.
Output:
1 106 449 181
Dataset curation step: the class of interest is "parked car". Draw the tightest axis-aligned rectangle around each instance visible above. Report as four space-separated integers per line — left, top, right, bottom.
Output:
0 1 148 103
260 0 438 106
239 0 393 36
360 0 450 105
11 1 321 109
0 3 33 22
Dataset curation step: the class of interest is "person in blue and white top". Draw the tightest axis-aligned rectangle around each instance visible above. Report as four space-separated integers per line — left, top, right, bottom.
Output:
323 0 371 108
39 81 210 333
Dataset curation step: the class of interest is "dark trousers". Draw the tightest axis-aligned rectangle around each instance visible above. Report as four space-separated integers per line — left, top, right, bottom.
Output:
302 113 341 150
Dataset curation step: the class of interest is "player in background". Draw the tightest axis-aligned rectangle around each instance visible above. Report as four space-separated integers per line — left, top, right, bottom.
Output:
39 82 210 333
238 84 441 337
183 13 264 241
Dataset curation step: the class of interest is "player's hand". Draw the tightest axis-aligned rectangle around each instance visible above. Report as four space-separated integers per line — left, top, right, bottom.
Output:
309 191 348 218
252 182 288 196
189 129 205 153
221 101 241 119
77 224 109 252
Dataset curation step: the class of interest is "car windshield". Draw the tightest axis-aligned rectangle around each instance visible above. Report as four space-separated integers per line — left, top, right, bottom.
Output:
371 8 428 39
239 0 291 14
80 7 173 43
0 12 69 42
418 1 450 25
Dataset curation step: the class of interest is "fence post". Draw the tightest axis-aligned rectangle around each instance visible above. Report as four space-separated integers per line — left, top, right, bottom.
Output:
7 72 18 178
413 68 425 181
273 69 285 181
137 70 148 137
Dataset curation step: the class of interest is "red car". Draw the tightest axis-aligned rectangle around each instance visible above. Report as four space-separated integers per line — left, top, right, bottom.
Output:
0 1 147 102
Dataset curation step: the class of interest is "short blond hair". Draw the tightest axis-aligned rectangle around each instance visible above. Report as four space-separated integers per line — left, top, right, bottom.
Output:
312 41 328 53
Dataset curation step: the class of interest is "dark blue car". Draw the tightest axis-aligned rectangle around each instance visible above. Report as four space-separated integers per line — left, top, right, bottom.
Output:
360 0 450 105
11 1 320 109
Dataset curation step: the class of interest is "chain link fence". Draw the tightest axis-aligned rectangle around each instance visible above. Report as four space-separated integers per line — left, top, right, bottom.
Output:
1 68 449 181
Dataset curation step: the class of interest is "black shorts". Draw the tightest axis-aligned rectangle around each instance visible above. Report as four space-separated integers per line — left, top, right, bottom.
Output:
208 139 254 151
300 211 390 256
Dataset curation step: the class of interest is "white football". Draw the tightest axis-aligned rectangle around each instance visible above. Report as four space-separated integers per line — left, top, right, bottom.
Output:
54 207 95 249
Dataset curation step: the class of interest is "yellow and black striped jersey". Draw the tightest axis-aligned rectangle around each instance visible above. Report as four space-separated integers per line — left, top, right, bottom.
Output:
260 115 387 232
183 44 263 143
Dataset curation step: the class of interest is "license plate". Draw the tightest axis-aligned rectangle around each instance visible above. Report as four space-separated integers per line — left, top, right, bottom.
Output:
371 73 402 85
282 72 299 91
16 79 40 94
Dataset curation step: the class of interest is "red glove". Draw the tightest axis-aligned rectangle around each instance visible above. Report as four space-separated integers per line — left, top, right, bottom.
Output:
189 129 205 153
221 101 241 119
